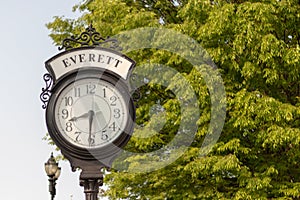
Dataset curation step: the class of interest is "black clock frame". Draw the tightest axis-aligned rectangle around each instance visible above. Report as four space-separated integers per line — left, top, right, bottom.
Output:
46 68 135 167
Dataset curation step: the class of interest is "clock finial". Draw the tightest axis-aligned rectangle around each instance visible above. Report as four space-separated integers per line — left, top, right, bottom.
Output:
58 24 122 51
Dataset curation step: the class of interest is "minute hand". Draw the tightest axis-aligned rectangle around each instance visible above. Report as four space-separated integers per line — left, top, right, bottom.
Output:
88 110 95 146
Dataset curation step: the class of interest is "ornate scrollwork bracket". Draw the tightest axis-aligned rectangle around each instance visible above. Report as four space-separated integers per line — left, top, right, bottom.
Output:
40 73 53 109
58 24 122 51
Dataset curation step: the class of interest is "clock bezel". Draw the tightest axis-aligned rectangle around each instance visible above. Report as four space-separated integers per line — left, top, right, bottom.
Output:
46 68 135 161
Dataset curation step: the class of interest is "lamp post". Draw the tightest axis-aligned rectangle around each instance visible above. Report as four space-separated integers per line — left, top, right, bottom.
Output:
45 153 61 200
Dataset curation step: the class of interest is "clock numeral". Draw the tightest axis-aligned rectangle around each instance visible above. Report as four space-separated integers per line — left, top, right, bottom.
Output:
62 109 69 119
110 96 117 106
66 122 73 132
114 108 121 118
87 83 96 94
74 87 81 97
101 130 108 140
75 132 81 142
88 135 95 145
109 122 118 131
65 96 73 106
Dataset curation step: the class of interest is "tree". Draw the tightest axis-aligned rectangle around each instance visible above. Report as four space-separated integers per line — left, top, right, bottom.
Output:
47 0 300 199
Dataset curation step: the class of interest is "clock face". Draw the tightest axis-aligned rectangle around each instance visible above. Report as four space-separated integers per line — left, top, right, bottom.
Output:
53 77 130 149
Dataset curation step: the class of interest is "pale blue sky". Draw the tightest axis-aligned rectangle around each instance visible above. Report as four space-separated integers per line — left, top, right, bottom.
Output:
0 1 86 199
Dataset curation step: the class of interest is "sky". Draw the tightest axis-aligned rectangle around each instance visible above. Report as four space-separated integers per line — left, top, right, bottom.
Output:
0 1 87 199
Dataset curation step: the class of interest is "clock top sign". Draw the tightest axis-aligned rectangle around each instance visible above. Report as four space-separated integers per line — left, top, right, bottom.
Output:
46 47 135 82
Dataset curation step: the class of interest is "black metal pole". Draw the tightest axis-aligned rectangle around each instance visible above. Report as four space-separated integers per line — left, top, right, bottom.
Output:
48 177 56 200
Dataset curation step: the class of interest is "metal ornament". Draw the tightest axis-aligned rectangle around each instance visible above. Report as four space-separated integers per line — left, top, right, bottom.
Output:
59 24 121 51
40 73 53 109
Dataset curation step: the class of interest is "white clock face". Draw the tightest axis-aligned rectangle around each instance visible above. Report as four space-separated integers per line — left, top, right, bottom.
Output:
54 78 129 149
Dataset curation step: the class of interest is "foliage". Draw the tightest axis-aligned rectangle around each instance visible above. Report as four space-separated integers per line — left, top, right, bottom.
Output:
47 0 300 199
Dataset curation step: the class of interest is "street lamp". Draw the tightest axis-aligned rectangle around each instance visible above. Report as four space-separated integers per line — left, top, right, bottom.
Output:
45 153 61 200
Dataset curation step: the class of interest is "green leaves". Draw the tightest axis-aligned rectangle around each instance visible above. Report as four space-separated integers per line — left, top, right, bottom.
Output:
47 0 300 199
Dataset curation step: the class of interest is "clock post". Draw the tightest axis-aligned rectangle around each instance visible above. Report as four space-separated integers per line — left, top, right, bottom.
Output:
80 172 103 200
40 25 136 200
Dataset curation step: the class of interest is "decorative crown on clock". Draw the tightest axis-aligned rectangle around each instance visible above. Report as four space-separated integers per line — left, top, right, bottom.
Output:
58 24 122 51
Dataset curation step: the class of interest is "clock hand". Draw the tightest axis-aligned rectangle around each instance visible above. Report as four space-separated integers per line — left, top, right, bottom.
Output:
91 101 104 130
88 110 95 146
91 101 107 131
93 110 103 131
95 110 107 127
69 112 90 122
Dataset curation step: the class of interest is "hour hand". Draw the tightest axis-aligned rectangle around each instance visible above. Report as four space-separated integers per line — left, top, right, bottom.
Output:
69 112 89 122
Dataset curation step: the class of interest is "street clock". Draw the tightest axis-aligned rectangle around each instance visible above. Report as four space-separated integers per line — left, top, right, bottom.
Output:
40 25 136 200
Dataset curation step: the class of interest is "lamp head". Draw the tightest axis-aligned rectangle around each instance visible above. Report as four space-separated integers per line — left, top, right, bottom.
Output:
45 153 60 178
